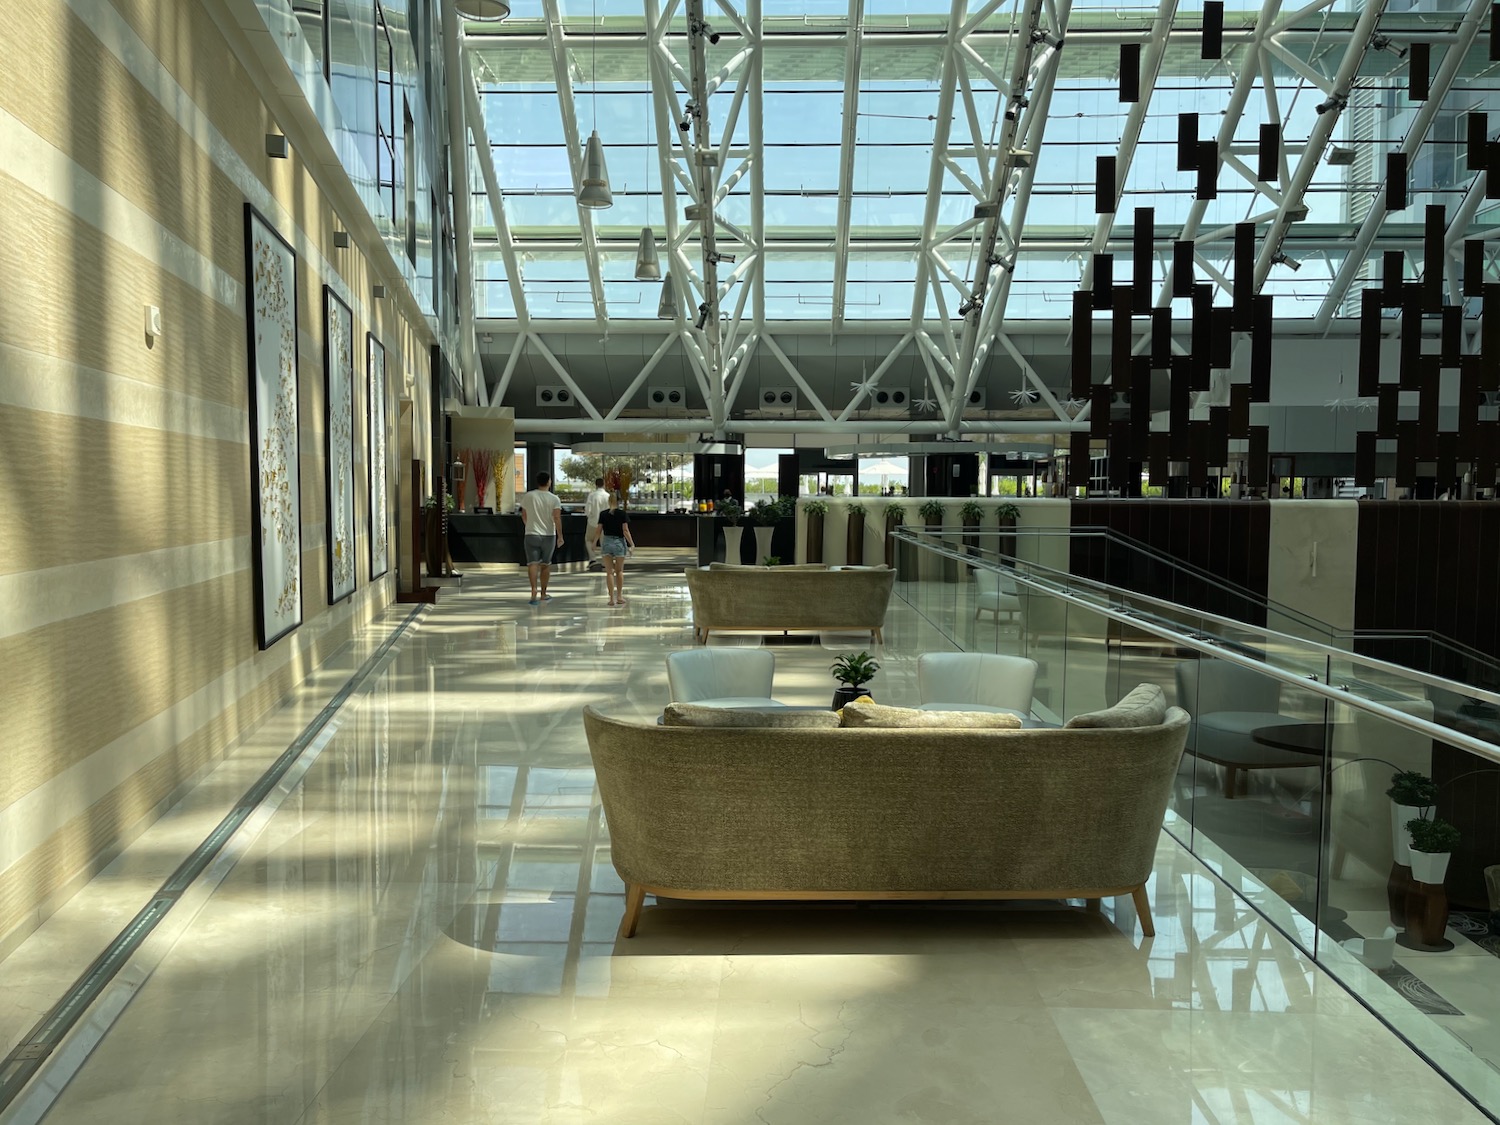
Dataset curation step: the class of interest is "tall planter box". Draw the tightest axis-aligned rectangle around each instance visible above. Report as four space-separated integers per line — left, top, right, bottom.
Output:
846 511 866 565
805 512 825 564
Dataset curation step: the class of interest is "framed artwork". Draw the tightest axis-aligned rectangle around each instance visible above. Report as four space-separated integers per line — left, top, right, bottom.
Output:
367 333 390 580
244 203 303 648
324 286 356 604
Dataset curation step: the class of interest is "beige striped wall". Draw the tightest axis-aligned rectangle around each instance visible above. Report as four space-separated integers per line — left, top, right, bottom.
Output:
0 1 432 949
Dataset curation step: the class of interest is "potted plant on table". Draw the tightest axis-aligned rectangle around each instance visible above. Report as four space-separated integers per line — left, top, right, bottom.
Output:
1406 816 1459 885
1387 771 1438 866
803 499 829 564
719 499 744 564
846 501 866 565
830 650 881 709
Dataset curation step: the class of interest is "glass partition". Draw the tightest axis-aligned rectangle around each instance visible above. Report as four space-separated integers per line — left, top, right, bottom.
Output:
891 525 1500 1118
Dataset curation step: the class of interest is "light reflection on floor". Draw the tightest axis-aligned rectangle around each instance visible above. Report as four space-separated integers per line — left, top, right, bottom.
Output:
3 563 1491 1123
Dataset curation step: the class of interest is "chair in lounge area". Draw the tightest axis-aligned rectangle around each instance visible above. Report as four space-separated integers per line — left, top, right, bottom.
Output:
973 569 1021 623
916 652 1037 715
1174 658 1309 799
666 648 785 709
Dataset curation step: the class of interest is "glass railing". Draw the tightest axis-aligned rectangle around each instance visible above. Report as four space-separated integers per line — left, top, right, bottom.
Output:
891 525 1500 1119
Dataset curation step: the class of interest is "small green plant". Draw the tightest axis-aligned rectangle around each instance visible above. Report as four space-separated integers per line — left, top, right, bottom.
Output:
748 498 781 525
884 502 905 523
1406 816 1459 854
919 499 946 524
803 499 829 516
762 555 781 567
830 650 881 689
1387 771 1439 807
847 501 866 516
959 500 985 523
718 499 743 526
773 495 797 520
996 502 1021 522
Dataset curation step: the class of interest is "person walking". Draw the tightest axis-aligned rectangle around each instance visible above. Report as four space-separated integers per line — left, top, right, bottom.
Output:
584 476 610 571
519 471 564 605
590 492 635 607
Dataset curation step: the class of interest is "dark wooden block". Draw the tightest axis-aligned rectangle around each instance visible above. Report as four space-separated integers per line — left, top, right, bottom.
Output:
1387 151 1408 212
1423 204 1445 311
1196 142 1217 199
1152 306 1172 366
1134 207 1155 293
1071 289 1093 399
1360 287 1383 398
1409 42 1431 101
1257 123 1280 182
1173 240 1195 297
1202 1 1223 59
1119 43 1141 102
1177 113 1199 171
1096 155 1116 214
1093 252 1115 310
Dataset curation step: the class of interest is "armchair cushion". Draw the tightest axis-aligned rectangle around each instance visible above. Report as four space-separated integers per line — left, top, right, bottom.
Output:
840 701 1023 730
664 703 841 729
1066 683 1168 729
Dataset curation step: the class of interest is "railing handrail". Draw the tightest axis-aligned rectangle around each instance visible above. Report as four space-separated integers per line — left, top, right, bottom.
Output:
892 528 1500 763
920 523 1500 677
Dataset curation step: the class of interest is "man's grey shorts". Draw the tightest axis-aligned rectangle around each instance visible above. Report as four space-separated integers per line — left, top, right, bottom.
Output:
524 535 556 565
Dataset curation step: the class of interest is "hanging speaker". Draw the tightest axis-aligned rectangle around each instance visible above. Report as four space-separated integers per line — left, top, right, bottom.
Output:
1386 151 1409 212
1202 1 1224 60
1409 42 1431 101
1119 43 1141 102
1257 123 1280 182
1177 113 1199 171
1096 156 1116 214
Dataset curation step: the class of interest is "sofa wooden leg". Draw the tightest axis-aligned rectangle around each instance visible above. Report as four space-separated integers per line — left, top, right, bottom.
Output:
873 627 883 645
1131 885 1155 938
619 884 646 939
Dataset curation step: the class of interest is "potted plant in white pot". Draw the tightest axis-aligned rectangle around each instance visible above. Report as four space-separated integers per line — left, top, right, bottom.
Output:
1406 816 1459 885
1387 770 1438 865
830 650 880 710
749 498 780 563
719 498 744 563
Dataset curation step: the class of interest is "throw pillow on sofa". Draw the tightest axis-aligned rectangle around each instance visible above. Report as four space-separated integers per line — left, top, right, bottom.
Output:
1064 682 1168 729
839 701 1022 729
663 703 843 729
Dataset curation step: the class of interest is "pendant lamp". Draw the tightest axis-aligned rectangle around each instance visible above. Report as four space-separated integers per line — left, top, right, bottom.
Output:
657 272 678 320
578 131 613 209
455 0 511 18
635 227 660 280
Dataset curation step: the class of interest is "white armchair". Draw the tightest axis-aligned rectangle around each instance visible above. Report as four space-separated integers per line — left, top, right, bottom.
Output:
665 649 784 709
974 569 1021 623
1175 659 1309 799
916 652 1037 715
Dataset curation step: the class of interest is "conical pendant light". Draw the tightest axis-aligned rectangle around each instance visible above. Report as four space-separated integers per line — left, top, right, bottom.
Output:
578 131 613 209
635 227 660 280
657 272 678 320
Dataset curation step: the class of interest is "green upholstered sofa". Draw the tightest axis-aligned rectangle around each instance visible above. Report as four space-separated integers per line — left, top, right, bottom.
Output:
683 564 896 643
582 700 1190 938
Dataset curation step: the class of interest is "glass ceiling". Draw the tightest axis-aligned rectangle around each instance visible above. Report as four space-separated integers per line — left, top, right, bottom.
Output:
466 0 1500 322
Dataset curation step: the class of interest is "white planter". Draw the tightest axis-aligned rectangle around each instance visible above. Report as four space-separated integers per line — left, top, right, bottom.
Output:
753 526 775 563
1391 803 1427 865
722 525 744 564
1409 850 1451 885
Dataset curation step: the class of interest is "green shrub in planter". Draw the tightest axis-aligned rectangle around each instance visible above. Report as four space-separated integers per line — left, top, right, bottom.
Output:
1387 771 1438 806
996 502 1020 521
918 499 946 524
719 499 743 526
884 502 905 524
959 500 984 523
803 499 829 517
748 499 781 525
847 501 865 516
1406 816 1460 854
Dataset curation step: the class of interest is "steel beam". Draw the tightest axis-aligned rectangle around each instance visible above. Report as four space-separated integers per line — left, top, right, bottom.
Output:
1253 0 1391 291
1310 0 1489 326
831 0 865 331
442 1 479 403
541 0 609 327
527 331 604 419
463 57 529 331
763 333 837 422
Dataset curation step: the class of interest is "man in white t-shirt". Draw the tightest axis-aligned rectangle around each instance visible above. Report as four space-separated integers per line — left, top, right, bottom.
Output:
519 472 564 605
584 477 610 570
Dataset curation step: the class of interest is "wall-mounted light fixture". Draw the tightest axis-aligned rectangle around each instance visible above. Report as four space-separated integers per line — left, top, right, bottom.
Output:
145 305 162 340
333 231 350 248
373 285 387 299
265 134 289 158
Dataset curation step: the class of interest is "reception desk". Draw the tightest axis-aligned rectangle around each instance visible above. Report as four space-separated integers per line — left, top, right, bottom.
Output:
448 509 700 563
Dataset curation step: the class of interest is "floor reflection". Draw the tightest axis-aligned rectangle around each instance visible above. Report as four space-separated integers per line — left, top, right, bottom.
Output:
15 565 1492 1123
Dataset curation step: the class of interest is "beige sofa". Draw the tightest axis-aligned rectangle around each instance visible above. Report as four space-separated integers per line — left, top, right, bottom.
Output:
684 563 895 643
583 689 1189 938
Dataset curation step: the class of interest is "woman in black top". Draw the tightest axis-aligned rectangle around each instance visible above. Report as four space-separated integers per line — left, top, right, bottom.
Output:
590 492 636 606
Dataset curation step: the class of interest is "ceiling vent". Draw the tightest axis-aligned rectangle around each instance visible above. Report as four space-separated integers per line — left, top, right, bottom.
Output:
966 389 987 409
872 388 908 407
535 385 574 407
647 386 687 410
759 386 798 413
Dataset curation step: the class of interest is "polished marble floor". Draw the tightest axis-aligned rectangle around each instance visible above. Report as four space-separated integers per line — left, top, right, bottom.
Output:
1 562 1491 1123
